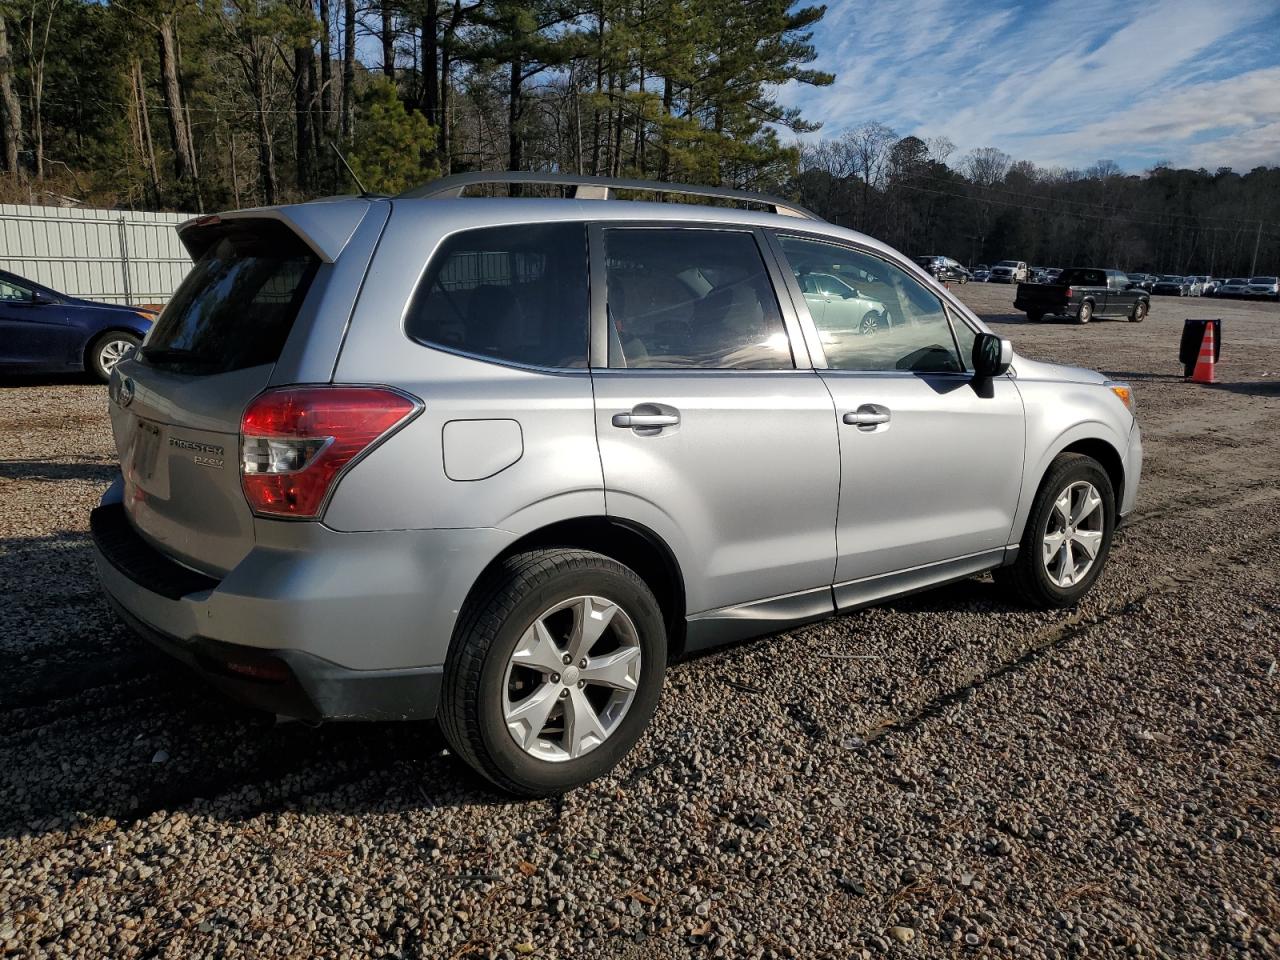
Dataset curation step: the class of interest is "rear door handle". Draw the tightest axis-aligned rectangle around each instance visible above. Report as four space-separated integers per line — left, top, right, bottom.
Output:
612 412 680 429
843 404 891 430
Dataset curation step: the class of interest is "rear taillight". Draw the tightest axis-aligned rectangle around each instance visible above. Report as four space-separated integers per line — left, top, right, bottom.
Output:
1065 286 1073 298
240 386 419 519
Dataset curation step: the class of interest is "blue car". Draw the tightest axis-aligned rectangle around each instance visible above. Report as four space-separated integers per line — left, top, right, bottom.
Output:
0 270 156 381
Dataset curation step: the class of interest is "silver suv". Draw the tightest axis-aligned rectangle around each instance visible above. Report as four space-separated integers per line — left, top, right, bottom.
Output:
92 173 1142 795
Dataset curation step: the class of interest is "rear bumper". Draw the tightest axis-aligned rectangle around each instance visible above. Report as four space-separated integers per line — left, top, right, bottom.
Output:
102 587 443 721
90 482 511 720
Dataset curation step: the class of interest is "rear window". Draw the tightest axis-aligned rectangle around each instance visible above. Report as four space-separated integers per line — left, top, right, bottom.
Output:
142 221 319 374
405 222 588 369
1060 269 1105 286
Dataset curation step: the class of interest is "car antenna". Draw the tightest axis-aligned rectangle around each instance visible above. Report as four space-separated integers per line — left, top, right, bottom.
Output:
330 143 371 197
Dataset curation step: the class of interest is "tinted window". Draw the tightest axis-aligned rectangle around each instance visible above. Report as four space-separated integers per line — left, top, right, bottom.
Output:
144 221 319 374
1060 269 1105 286
778 235 962 373
605 229 792 369
406 222 588 368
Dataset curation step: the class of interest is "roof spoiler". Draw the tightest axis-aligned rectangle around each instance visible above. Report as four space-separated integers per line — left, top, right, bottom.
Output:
177 199 373 263
400 172 820 221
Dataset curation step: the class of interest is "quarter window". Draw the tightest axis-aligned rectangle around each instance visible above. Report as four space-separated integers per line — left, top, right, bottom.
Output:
406 222 589 368
604 228 793 369
777 235 963 373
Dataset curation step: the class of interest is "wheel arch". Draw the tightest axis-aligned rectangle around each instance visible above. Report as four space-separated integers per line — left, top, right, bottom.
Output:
1059 437 1125 508
1011 425 1128 548
83 326 143 371
458 516 688 658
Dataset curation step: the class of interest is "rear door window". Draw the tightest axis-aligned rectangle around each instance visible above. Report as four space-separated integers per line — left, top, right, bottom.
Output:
603 228 793 369
405 222 588 369
143 220 319 374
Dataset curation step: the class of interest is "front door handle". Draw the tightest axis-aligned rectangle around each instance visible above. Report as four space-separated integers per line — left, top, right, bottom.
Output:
843 404 891 430
612 411 680 429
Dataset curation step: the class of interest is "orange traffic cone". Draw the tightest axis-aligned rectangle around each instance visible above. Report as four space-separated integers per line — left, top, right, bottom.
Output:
1190 321 1217 384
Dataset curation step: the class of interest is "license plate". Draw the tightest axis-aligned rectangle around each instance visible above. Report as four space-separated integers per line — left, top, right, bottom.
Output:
130 420 162 484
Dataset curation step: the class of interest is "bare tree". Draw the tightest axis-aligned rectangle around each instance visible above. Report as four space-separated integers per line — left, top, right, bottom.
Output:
844 121 896 222
925 135 954 165
13 0 62 179
0 16 22 175
963 146 1011 186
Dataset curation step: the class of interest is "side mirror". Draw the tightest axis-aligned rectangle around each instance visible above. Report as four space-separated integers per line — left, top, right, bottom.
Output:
973 333 1012 377
29 292 54 305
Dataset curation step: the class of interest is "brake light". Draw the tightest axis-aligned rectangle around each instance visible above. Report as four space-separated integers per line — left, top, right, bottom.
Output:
240 386 419 519
1065 287 1073 298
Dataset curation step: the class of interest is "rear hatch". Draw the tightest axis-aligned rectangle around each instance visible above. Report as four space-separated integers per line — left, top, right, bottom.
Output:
109 218 321 577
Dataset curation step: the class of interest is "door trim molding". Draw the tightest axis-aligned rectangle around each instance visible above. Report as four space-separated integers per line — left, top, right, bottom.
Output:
684 585 835 652
832 548 1006 611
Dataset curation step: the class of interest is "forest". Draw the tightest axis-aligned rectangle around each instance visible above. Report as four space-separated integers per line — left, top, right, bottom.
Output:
0 0 1275 277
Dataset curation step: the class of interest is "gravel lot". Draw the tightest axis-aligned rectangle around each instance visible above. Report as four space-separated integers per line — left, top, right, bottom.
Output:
1 286 1278 959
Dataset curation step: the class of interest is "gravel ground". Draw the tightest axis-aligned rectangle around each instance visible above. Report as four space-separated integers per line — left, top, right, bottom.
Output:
1 287 1278 960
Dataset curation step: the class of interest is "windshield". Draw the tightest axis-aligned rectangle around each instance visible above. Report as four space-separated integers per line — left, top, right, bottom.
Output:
1227 278 1248 285
1249 277 1277 284
995 261 1018 268
1159 275 1181 282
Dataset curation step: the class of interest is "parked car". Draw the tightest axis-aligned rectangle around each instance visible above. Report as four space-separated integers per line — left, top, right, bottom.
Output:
1151 275 1191 296
1245 276 1280 300
913 256 970 284
90 173 1142 796
0 270 156 381
989 260 1029 283
1127 273 1157 292
796 270 892 335
973 265 991 282
1199 277 1221 296
1216 278 1250 298
1044 268 1063 283
1014 267 1150 324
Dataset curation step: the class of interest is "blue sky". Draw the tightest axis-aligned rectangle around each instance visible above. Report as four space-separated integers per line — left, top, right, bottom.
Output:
776 0 1280 173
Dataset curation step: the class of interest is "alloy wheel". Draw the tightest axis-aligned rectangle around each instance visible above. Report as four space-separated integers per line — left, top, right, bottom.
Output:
502 595 642 762
98 338 135 374
1042 480 1104 588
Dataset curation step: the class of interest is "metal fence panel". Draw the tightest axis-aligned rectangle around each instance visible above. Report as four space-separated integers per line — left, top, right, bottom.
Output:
0 203 195 305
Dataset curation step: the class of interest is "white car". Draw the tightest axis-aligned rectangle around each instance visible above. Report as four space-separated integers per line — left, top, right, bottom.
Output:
989 260 1028 283
1245 276 1279 300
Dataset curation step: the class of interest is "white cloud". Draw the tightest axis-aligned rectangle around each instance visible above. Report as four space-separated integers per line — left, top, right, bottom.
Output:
777 0 1280 171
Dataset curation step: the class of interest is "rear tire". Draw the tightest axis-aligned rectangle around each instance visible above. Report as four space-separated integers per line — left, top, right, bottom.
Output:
1129 301 1147 323
1026 310 1044 323
1076 301 1093 325
87 331 140 383
994 453 1115 609
440 549 667 796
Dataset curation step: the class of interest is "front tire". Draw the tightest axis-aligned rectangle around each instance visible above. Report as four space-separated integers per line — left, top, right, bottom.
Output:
995 453 1115 609
87 331 140 383
440 549 667 796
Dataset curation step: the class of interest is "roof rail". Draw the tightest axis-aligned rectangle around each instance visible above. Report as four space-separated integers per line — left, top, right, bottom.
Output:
399 171 819 220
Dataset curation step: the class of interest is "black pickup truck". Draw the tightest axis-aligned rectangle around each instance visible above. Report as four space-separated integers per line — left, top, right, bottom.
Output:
1014 268 1150 324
